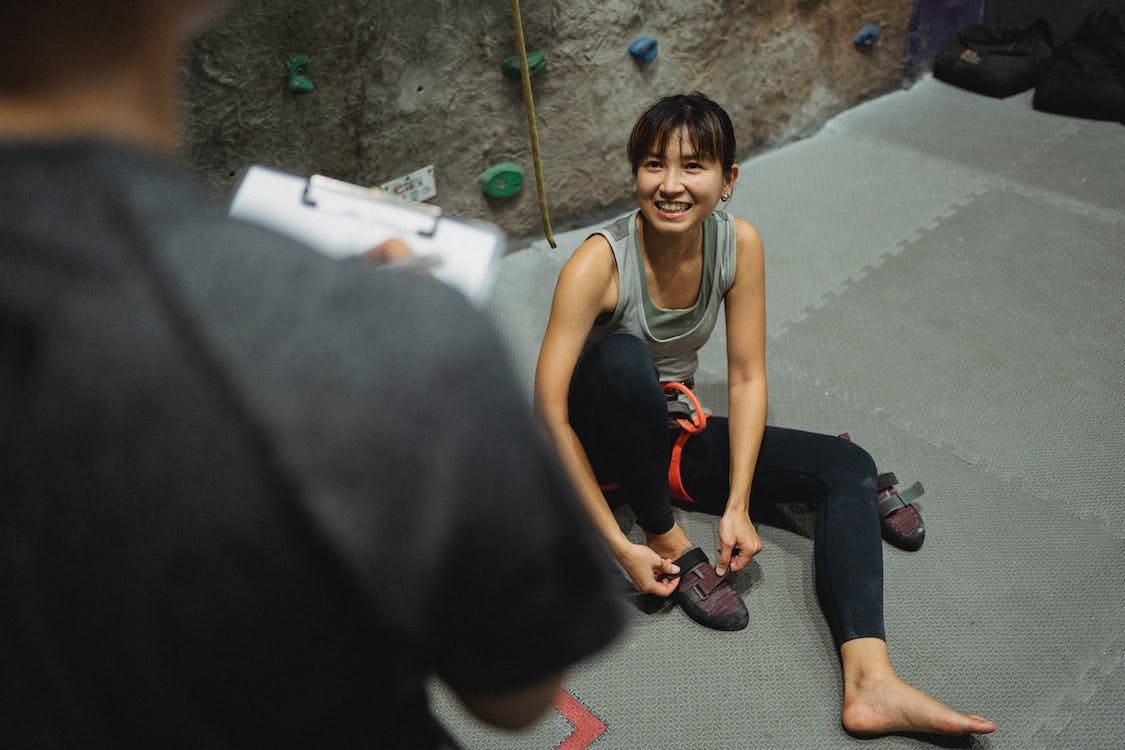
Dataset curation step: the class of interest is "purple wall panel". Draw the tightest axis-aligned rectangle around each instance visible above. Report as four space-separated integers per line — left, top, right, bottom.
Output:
907 0 985 75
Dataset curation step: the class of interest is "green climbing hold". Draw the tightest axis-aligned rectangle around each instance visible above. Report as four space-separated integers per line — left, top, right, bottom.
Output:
480 162 525 198
286 55 314 94
501 50 547 80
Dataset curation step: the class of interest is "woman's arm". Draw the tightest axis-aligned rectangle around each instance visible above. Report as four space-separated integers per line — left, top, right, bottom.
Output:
534 236 680 596
715 218 768 576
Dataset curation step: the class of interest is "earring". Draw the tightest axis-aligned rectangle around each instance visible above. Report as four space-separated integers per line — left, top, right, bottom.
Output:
721 193 731 201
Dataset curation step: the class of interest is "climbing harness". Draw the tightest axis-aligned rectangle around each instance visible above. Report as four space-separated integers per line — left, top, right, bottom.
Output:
597 380 709 503
662 381 708 503
509 0 556 247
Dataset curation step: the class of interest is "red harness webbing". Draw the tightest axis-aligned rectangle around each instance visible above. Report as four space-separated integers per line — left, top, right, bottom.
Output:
598 381 708 503
662 381 708 503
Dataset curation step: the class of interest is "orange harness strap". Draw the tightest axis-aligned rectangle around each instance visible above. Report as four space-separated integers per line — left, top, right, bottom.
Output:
600 381 709 500
661 381 708 503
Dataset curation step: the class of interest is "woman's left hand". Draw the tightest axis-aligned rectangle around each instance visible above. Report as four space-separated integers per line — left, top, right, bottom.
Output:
715 511 762 576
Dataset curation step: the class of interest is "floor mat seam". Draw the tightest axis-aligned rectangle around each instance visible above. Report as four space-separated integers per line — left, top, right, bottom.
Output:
769 355 1125 542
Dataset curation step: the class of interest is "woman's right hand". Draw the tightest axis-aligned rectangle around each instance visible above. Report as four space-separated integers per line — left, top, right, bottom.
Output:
618 542 681 597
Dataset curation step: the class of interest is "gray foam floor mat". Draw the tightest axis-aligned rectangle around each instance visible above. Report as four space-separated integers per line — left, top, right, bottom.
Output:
438 77 1125 749
773 184 1125 539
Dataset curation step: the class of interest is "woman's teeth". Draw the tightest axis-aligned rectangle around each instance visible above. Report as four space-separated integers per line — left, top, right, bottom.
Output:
657 201 690 212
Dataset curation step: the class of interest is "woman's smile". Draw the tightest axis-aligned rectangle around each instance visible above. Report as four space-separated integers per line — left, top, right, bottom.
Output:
654 200 693 219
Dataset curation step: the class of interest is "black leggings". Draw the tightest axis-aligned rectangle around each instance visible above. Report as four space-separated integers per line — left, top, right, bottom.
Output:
568 334 885 645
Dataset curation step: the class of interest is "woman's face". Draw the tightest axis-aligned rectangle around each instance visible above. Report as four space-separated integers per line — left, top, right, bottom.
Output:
634 127 736 238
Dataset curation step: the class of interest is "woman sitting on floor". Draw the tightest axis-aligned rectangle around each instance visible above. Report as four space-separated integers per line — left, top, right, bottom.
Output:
533 91 996 737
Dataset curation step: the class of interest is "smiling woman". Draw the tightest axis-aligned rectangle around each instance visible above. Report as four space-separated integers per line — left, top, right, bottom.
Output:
533 91 998 740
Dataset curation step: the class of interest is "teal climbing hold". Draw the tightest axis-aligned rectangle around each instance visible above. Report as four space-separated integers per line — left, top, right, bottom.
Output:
287 55 314 93
480 162 525 198
501 50 547 80
629 37 659 63
854 24 881 47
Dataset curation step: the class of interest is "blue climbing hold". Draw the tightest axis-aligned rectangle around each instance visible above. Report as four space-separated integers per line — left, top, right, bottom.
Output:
629 37 659 63
854 24 881 47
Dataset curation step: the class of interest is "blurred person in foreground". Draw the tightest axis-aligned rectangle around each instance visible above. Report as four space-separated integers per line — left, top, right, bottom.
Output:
0 2 624 747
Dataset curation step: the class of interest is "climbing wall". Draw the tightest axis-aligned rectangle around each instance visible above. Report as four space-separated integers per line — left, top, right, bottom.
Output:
181 0 918 241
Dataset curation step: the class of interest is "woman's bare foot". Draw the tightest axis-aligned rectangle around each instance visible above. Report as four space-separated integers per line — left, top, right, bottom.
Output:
643 523 694 562
840 638 996 737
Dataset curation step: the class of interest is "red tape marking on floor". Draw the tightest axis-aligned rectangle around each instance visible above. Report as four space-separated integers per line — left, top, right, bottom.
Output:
553 689 606 750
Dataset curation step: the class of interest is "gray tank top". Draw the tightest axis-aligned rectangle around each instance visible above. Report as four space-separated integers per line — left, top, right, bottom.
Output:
585 210 738 383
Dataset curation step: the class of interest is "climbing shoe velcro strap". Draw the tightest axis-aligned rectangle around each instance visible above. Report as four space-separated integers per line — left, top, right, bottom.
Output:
878 481 925 518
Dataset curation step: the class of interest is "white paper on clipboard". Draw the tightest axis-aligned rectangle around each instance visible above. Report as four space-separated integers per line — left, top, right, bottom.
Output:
227 165 504 306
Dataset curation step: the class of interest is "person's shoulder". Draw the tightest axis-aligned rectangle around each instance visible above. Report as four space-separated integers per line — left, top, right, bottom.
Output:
559 221 622 283
599 212 634 244
568 232 616 271
571 210 635 265
733 216 762 251
711 209 760 247
730 216 764 285
711 212 762 292
555 232 619 311
712 210 761 255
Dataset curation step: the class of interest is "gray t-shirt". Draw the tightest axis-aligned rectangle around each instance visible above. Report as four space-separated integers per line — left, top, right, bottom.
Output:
0 140 624 748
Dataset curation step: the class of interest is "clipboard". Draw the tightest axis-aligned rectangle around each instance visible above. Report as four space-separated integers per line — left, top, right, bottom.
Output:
227 165 504 306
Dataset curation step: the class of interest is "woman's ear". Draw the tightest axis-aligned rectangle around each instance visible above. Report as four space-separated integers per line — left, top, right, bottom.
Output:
722 163 739 200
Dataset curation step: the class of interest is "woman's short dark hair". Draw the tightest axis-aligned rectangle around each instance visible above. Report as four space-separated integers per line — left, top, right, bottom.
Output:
626 92 737 177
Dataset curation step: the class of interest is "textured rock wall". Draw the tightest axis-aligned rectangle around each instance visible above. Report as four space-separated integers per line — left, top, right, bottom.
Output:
183 0 915 242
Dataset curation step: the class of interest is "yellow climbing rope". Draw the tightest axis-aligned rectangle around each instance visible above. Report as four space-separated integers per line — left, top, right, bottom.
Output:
510 0 556 248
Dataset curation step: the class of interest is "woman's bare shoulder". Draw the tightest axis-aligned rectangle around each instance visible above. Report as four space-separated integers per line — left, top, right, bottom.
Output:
731 216 763 253
565 232 617 272
550 233 617 316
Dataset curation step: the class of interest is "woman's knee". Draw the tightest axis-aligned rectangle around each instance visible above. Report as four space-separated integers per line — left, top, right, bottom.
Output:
576 334 659 398
585 333 651 370
824 436 877 489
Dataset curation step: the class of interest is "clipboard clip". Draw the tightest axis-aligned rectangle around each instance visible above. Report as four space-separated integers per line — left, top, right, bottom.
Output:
303 174 443 238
